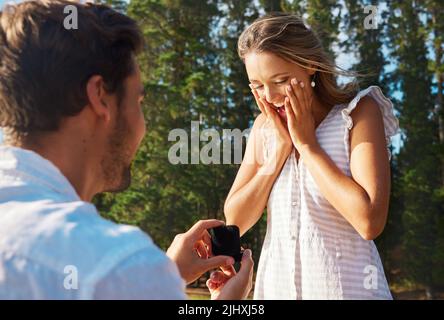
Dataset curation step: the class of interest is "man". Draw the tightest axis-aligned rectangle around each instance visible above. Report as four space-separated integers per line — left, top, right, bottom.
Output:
0 0 253 299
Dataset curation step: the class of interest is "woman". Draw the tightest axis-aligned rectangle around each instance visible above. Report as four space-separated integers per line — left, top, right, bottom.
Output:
224 13 399 299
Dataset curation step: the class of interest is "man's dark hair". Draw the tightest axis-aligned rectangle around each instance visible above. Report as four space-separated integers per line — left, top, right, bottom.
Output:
0 0 143 140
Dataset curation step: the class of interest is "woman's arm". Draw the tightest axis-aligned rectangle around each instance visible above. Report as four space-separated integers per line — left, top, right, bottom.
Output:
299 96 390 240
224 112 292 236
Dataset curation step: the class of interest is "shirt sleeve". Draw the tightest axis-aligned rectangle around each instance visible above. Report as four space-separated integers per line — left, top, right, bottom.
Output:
341 85 400 160
92 248 187 300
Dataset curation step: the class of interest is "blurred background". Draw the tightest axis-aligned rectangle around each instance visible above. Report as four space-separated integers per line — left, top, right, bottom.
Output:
0 0 443 299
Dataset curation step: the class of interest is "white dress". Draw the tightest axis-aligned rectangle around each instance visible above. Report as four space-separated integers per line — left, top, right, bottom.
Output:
253 86 399 300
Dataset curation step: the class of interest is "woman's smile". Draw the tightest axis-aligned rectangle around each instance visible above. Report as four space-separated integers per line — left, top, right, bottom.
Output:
274 104 287 124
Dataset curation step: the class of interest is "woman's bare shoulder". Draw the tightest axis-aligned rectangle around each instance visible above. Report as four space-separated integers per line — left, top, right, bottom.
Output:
252 113 266 130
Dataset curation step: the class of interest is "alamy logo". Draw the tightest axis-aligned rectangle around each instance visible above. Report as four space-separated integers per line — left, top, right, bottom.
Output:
363 265 378 290
63 5 78 30
168 121 250 165
63 265 78 290
364 5 378 30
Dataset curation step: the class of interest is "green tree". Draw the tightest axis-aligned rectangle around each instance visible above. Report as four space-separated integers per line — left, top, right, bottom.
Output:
387 0 442 298
343 0 387 90
96 0 128 12
305 0 342 59
424 0 444 293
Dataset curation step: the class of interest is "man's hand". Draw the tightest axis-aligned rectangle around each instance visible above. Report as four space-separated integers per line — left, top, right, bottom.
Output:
206 249 254 300
166 219 235 284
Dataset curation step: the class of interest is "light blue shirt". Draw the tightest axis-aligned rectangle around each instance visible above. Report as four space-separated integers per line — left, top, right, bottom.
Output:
0 146 186 299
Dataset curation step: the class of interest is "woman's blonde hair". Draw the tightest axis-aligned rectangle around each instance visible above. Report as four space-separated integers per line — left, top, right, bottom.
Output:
238 12 359 107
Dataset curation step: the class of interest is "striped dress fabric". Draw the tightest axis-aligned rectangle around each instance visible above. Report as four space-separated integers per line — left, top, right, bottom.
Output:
253 86 400 300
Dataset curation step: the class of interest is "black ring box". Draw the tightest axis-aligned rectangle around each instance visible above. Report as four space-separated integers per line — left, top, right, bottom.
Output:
209 225 243 262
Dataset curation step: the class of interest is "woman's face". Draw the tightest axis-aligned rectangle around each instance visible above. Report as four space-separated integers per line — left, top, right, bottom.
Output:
244 51 314 123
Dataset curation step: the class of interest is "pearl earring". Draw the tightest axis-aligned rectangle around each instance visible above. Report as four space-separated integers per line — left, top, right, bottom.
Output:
311 73 316 87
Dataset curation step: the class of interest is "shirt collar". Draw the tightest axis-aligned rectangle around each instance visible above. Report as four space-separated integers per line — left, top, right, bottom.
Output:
0 146 81 201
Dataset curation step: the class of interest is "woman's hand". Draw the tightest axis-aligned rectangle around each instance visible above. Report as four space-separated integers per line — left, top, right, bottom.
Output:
206 249 254 300
250 86 293 167
166 220 236 284
284 78 318 152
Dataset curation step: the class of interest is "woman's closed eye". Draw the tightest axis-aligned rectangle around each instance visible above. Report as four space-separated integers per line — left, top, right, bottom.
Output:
250 78 289 90
274 78 289 85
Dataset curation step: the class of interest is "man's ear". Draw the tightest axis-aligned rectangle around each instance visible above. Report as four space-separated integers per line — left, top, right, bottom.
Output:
86 75 112 123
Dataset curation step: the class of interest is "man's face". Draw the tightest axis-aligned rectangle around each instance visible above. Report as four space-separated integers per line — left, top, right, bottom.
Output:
101 64 146 193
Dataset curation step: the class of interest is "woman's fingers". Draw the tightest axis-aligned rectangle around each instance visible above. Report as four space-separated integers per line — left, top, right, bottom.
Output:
206 278 222 292
286 83 300 119
285 96 296 129
298 80 309 113
206 278 218 290
249 86 266 115
290 78 306 113
260 97 280 123
220 264 236 277
210 270 231 284
305 82 314 112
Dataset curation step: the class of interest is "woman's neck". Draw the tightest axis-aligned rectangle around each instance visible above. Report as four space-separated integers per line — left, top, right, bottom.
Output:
312 95 333 129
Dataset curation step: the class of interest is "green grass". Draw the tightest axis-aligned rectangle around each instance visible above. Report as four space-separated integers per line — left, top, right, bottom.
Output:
188 294 210 300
